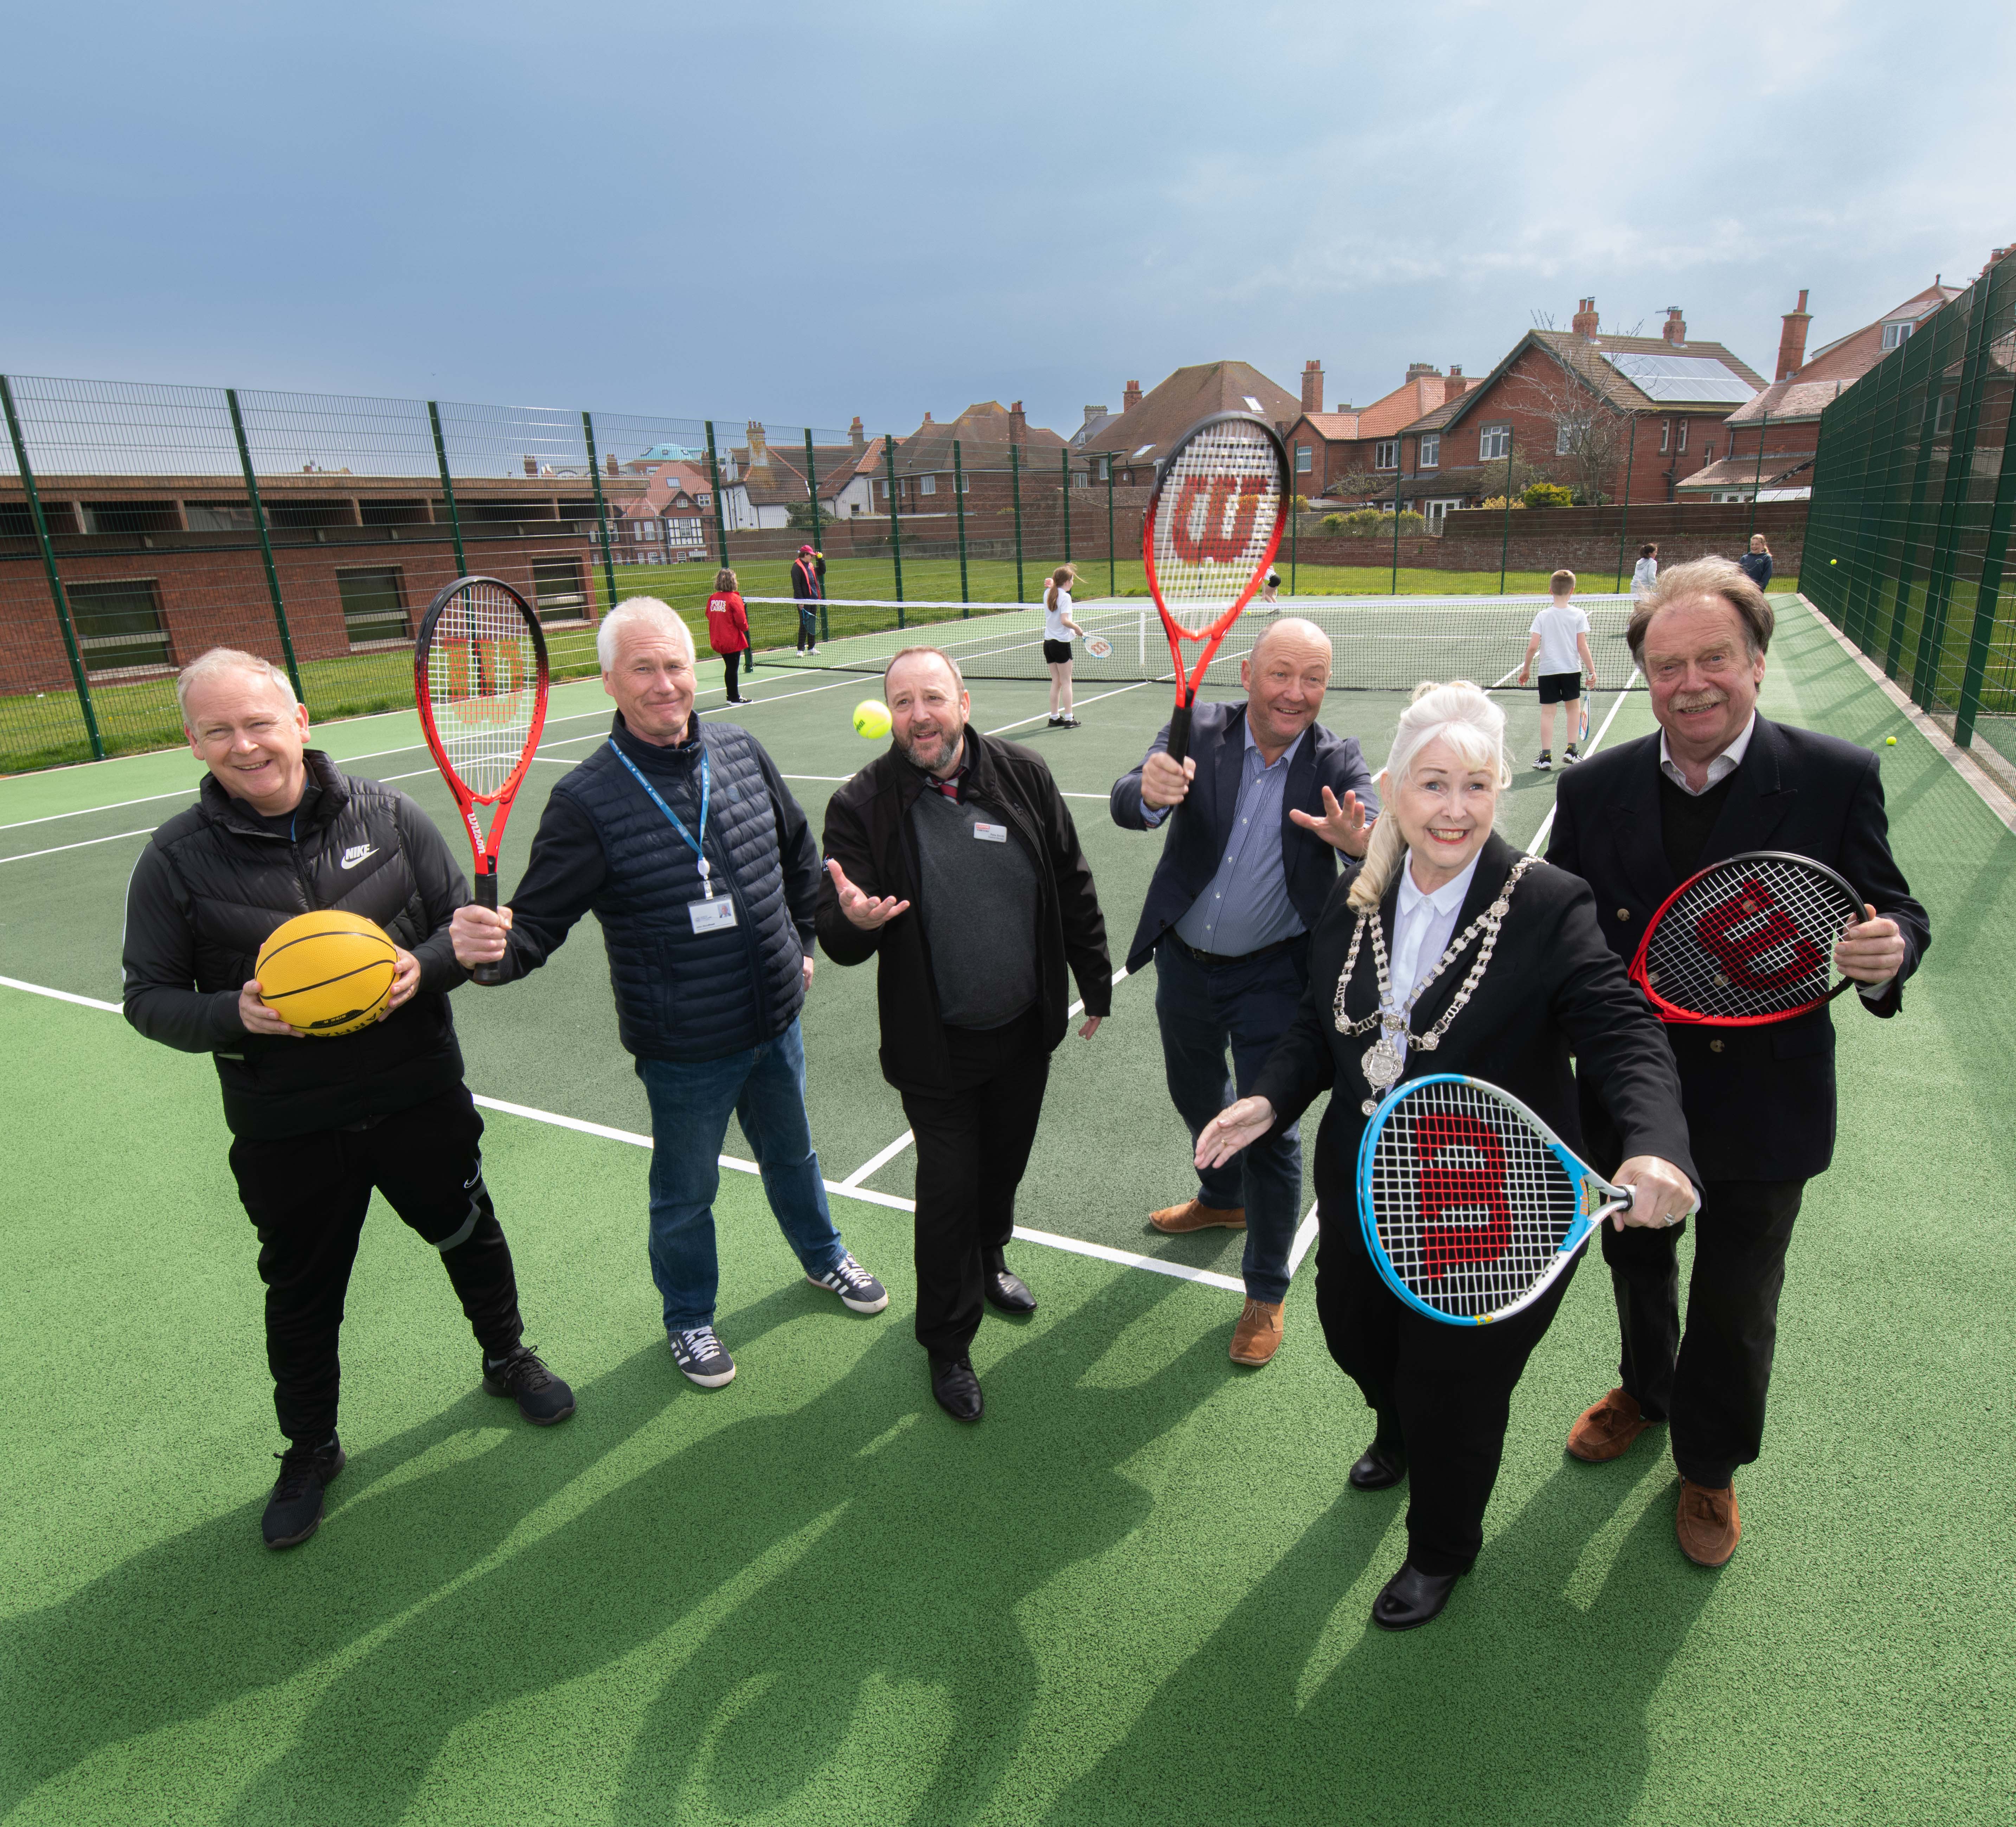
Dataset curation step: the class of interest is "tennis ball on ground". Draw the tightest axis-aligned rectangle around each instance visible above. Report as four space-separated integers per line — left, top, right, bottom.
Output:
853 699 893 740
255 909 398 1037
1886 735 1898 745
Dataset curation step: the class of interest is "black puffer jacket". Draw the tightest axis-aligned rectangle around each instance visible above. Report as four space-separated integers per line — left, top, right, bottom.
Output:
122 751 471 1139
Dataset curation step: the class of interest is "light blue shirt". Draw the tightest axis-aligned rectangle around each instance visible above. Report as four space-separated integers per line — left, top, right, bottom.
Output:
1170 723 1308 957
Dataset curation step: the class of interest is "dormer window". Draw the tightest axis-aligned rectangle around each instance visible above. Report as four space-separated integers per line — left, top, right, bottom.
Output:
1881 320 1914 351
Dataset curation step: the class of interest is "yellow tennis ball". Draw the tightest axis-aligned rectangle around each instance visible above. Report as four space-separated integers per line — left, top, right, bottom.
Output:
1830 558 1837 565
853 699 892 740
1886 735 1897 745
255 909 398 1037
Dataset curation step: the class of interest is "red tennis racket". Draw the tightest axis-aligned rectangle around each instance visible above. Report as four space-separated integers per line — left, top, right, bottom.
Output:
1630 850 1864 1026
414 576 551 985
1140 412 1289 764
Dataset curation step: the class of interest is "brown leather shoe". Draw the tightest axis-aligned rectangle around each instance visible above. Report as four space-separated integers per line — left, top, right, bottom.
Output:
1676 1479 1741 1566
1229 1298 1284 1366
1150 1198 1246 1234
1566 1386 1655 1462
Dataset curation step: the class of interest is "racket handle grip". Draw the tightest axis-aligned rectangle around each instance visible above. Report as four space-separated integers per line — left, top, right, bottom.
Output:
472 870 503 987
1164 702 1193 769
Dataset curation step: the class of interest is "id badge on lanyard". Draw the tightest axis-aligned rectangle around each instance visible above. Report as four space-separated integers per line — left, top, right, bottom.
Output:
609 739 739 934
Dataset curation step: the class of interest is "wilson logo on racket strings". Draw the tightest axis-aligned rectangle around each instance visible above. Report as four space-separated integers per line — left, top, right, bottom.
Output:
1690 877 1823 991
1415 1111 1514 1272
442 639 529 726
1168 475 1266 564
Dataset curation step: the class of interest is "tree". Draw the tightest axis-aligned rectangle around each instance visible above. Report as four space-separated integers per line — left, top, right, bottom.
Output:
1504 358 1633 505
1522 482 1574 508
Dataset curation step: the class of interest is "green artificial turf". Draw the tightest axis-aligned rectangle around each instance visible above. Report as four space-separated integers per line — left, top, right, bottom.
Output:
0 598 2009 1824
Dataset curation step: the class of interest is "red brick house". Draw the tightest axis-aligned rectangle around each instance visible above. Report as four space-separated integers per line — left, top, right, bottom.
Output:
871 400 1069 518
1282 362 1475 517
1076 361 1301 486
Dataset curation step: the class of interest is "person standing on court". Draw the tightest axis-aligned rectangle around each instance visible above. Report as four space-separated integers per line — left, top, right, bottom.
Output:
1043 562 1086 729
818 646 1112 1423
705 567 751 705
1631 543 1659 601
1739 533 1773 592
449 598 889 1393
1109 617 1378 1369
1517 568 1596 771
122 648 575 1551
791 544 822 655
1548 557 1929 1566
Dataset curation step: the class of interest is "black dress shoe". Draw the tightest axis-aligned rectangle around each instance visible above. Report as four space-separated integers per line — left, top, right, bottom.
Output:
1349 1442 1407 1490
1371 1560 1461 1631
930 1355 983 1422
983 1267 1037 1314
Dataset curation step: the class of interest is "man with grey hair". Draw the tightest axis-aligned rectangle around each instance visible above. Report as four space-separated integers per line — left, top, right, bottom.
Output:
124 647 574 1552
451 598 888 1392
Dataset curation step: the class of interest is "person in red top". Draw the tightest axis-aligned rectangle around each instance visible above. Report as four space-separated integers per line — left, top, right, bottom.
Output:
704 568 752 705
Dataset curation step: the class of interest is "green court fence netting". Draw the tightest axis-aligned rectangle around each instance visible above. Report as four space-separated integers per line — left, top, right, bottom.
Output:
1803 252 2016 787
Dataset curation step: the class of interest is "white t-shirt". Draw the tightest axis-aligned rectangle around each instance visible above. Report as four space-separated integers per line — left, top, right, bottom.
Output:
1530 601 1591 677
1044 588 1074 641
1631 557 1658 596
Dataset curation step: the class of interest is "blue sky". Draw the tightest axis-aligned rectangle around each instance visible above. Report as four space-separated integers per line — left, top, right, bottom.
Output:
4 0 2011 442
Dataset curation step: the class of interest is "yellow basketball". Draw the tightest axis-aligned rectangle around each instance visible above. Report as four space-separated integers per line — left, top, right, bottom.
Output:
254 910 399 1037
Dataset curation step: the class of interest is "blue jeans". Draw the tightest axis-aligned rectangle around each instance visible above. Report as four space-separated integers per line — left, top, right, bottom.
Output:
1154 935 1306 1304
635 1018 847 1332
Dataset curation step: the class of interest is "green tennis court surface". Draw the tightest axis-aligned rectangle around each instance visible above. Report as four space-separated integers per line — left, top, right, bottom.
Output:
2 600 2009 1823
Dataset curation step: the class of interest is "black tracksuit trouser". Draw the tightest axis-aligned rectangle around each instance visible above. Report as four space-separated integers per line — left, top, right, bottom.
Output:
897 1008 1050 1360
227 1083 524 1449
1601 1176 1805 1488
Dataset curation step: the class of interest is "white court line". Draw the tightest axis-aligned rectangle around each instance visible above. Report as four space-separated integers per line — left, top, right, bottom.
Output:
1525 670 1640 857
0 974 122 1013
985 680 1153 736
1286 1201 1321 1276
0 828 154 865
841 1130 916 1187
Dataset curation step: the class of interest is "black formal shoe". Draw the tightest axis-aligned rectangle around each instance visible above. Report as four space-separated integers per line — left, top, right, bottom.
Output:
930 1355 984 1422
1371 1560 1461 1631
1349 1442 1407 1490
983 1267 1037 1314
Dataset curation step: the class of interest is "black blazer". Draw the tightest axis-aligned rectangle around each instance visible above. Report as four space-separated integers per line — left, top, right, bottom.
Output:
1250 832 1696 1209
1548 713 1930 1182
1109 699 1378 973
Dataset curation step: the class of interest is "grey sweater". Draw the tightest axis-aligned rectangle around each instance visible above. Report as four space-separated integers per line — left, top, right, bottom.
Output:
911 788 1040 1028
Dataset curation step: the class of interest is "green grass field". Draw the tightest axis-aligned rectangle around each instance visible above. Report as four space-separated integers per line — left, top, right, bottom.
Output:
1 596 2007 1825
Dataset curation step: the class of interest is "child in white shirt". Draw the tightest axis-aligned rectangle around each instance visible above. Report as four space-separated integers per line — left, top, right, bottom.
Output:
1517 568 1596 769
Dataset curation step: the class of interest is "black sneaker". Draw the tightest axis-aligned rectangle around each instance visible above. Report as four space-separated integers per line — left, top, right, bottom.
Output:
805 1251 890 1313
483 1344 577 1425
1534 749 1553 771
263 1435 346 1550
668 1325 737 1388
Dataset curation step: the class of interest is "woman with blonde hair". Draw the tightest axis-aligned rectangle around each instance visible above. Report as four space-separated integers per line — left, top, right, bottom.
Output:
1198 680 1696 1629
1042 563 1086 728
1739 533 1773 593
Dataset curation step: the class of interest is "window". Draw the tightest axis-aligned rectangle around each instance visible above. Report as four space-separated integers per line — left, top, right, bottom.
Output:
1659 420 1671 453
1703 442 1715 465
920 474 937 495
81 501 181 536
68 579 170 672
185 501 260 532
530 559 588 623
1419 435 1439 468
336 567 409 644
1374 439 1398 469
1881 320 1914 351
959 471 971 493
1295 444 1312 473
1556 421 1578 455
1422 498 1460 530
1478 424 1510 462
1676 420 1688 452
1934 390 1958 436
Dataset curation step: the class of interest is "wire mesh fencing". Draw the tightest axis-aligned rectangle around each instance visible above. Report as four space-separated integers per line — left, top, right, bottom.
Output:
1803 254 2016 788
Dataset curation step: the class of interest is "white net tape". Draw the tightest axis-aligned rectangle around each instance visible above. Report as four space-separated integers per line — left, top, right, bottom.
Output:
1641 855 1860 1020
425 581 538 799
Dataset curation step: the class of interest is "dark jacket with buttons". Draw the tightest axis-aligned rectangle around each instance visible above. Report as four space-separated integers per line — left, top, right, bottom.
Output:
121 750 471 1140
492 711 820 1062
1548 714 1930 1181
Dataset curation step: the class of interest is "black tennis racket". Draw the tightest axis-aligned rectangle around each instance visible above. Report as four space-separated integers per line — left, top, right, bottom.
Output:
413 576 550 986
1630 850 1864 1026
1140 412 1289 765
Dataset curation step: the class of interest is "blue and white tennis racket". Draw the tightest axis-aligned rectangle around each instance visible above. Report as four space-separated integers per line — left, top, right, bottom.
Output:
1356 1074 1692 1326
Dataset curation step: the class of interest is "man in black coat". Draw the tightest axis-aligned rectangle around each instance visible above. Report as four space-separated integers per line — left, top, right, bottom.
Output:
1110 618 1376 1368
1549 558 1930 1567
123 648 574 1552
818 646 1112 1422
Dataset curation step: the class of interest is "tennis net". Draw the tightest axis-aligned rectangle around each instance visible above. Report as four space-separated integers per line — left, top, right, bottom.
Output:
741 594 1647 693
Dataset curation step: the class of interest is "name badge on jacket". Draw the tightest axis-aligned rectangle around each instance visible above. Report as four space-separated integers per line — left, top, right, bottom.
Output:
689 897 738 934
973 822 1008 844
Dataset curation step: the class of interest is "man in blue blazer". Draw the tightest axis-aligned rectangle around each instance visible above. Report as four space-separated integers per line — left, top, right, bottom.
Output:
1110 618 1378 1366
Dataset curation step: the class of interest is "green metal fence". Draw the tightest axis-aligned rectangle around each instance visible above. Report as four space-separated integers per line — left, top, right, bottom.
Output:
1803 253 2016 783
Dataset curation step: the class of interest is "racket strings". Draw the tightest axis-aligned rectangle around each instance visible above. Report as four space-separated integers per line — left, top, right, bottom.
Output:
427 582 537 800
1641 856 1861 1020
1366 1082 1583 1320
1148 422 1282 636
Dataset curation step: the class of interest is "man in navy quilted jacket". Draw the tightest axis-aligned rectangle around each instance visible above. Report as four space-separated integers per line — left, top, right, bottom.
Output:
451 598 888 1391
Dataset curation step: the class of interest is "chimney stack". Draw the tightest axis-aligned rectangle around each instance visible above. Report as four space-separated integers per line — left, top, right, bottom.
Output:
1009 400 1027 444
523 454 537 476
1776 288 1812 380
1446 365 1468 398
922 410 933 425
1571 297 1600 338
606 452 617 477
1663 307 1687 347
745 420 768 466
1405 361 1439 380
1083 403 1108 427
1123 379 1142 413
849 415 865 452
1301 359 1324 414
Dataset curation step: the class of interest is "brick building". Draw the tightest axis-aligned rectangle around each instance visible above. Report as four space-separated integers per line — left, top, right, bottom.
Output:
869 400 1070 521
1282 361 1477 521
1076 361 1301 485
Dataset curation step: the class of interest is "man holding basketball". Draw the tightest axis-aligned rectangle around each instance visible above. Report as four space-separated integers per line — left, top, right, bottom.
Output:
123 648 574 1552
1110 617 1377 1367
1549 558 1929 1565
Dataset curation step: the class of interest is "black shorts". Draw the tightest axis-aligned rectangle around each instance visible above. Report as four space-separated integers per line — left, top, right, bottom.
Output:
1536 670 1583 705
1043 639 1073 665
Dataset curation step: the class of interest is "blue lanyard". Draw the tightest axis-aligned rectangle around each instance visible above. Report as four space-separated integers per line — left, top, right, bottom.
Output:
609 738 714 898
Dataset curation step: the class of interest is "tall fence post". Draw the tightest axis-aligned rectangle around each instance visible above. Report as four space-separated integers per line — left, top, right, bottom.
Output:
803 430 828 642
1746 411 1769 541
883 435 905 619
1952 387 2016 749
427 401 468 576
1498 434 1516 592
1391 446 1407 593
954 439 970 611
225 387 304 703
1010 441 1025 601
1 373 103 760
1613 414 1637 591
582 411 622 620
1060 447 1072 566
1290 481 1299 595
1106 459 1116 595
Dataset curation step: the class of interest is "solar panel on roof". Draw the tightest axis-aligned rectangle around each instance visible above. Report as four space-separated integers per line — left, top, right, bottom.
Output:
1599 352 1755 404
